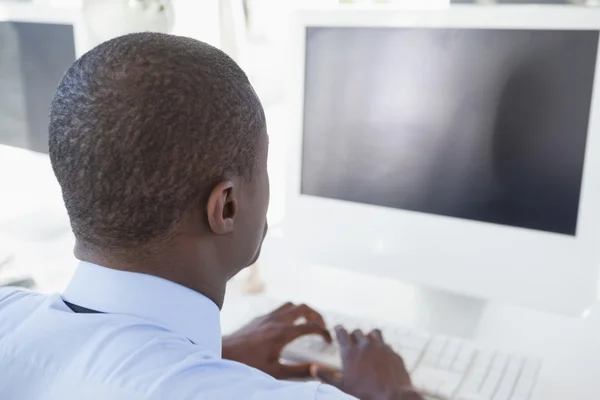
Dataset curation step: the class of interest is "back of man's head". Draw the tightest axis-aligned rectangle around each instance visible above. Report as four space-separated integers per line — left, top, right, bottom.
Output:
49 32 266 254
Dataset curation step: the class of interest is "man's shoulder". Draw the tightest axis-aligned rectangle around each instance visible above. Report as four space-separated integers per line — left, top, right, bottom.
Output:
0 286 45 310
0 288 51 353
70 336 341 400
0 285 28 300
69 331 344 399
0 289 353 399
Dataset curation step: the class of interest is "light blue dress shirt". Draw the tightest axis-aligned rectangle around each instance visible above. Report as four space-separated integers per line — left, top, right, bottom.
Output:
0 262 353 400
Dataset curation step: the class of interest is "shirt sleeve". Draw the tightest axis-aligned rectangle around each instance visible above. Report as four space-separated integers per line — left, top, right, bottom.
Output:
315 384 358 399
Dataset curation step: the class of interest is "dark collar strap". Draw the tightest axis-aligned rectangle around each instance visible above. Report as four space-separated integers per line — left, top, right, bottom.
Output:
62 300 195 345
64 300 102 314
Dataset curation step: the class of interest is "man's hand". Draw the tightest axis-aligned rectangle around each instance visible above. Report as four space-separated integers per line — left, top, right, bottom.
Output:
314 326 423 400
222 302 333 380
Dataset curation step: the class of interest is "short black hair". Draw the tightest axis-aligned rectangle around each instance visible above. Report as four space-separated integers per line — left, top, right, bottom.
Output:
49 32 265 251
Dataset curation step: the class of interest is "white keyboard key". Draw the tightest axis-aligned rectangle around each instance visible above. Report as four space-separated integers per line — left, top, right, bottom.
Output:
436 374 463 398
400 348 422 372
453 345 476 373
430 336 448 350
506 357 523 374
402 333 431 350
492 354 508 371
422 350 441 366
445 338 462 358
457 393 491 400
459 382 481 396
439 354 455 369
294 337 311 349
497 367 519 395
474 350 494 368
495 366 520 400
412 365 441 383
308 339 329 351
521 359 541 378
465 370 486 388
461 345 476 359
453 357 472 373
324 343 339 356
282 340 340 368
422 337 447 365
513 375 536 398
412 366 463 398
481 370 502 395
492 390 511 400
423 378 444 394
502 370 518 384
413 374 441 393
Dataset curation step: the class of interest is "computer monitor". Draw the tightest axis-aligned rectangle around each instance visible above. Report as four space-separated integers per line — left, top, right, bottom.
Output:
0 5 85 154
285 5 600 316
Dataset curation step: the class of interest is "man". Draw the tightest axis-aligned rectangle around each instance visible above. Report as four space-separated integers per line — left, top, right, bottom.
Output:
0 33 422 399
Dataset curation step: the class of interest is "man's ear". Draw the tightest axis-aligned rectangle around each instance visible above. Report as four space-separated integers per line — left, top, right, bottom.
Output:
207 180 237 235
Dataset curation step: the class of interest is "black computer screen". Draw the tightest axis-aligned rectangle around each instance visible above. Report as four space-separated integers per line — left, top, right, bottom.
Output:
301 27 598 236
0 22 76 154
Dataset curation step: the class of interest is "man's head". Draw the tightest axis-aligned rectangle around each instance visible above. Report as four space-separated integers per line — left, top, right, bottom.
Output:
49 33 269 297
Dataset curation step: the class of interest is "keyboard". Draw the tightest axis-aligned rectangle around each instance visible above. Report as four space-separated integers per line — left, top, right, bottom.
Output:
248 300 541 400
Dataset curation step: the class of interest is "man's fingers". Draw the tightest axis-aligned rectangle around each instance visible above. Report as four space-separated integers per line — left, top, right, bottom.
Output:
276 362 313 379
335 325 351 348
351 329 369 346
283 321 332 343
311 365 343 388
270 302 294 315
368 329 384 345
277 304 328 329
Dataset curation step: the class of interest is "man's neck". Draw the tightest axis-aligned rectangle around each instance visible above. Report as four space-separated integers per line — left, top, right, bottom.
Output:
74 241 227 308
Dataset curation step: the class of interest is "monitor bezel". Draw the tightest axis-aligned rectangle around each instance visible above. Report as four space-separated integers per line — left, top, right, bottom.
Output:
0 3 88 58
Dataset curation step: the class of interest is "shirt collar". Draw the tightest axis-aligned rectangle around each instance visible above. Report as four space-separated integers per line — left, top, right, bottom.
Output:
62 261 222 356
